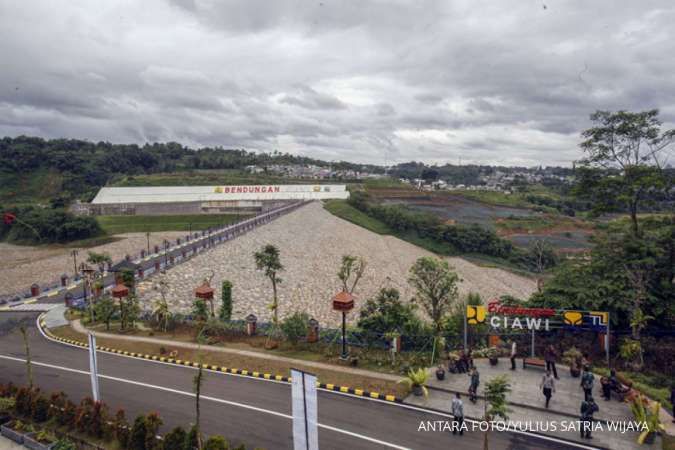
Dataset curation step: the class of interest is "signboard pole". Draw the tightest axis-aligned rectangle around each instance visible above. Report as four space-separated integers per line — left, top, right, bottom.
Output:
605 313 610 367
530 327 535 358
291 369 319 450
463 312 467 350
88 333 100 402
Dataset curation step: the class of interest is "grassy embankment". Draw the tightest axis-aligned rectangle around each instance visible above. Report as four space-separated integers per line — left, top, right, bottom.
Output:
50 323 405 398
323 199 535 276
96 214 248 235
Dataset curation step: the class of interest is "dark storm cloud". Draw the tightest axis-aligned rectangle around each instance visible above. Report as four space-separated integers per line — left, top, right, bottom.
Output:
0 0 674 165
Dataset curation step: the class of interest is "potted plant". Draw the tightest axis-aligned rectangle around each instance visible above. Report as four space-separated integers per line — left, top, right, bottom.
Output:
630 393 665 445
24 429 57 450
488 347 499 366
1 419 35 444
398 368 429 397
562 347 583 377
435 365 446 381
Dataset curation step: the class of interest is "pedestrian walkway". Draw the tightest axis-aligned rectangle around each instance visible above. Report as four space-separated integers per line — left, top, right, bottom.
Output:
0 435 23 450
69 319 401 382
406 359 654 450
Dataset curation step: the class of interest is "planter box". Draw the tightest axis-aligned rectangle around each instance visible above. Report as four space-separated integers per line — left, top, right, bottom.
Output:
24 432 56 450
1 423 25 444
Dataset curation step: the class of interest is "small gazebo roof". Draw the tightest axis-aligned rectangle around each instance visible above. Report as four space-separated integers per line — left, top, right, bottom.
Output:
332 291 355 311
195 282 214 299
111 283 129 298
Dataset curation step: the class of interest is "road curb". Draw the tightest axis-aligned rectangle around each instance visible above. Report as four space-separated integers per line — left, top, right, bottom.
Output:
38 317 402 404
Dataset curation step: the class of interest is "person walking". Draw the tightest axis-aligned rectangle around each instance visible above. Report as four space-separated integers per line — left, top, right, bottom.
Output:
451 393 465 435
580 396 599 439
544 345 559 379
540 370 556 408
510 340 517 370
580 366 594 401
468 367 480 403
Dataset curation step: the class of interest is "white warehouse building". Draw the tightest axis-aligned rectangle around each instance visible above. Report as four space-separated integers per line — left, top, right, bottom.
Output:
77 184 349 216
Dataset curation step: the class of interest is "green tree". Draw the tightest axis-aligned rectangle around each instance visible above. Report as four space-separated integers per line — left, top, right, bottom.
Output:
219 281 233 321
337 255 366 294
357 288 422 336
483 375 512 450
254 244 284 326
577 109 674 236
94 296 116 331
86 251 112 274
408 257 460 335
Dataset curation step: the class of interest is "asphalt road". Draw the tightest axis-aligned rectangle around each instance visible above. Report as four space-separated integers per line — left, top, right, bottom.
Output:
0 314 597 450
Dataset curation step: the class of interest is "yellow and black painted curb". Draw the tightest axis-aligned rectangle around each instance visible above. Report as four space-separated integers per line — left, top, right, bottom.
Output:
39 319 401 404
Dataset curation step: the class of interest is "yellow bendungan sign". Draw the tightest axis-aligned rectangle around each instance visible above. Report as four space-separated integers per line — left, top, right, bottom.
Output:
466 305 486 324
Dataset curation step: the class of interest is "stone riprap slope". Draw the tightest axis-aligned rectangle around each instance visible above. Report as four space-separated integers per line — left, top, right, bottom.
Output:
137 202 536 326
0 232 185 295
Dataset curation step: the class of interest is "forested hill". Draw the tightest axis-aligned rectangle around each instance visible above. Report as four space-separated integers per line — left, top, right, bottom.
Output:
0 136 381 204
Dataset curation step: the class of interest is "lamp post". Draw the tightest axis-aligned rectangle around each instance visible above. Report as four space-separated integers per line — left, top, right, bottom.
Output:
163 239 169 270
79 263 96 322
332 291 355 360
146 232 151 256
71 249 79 277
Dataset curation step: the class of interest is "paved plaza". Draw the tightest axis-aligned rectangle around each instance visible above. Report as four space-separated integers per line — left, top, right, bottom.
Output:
407 358 654 450
136 202 537 326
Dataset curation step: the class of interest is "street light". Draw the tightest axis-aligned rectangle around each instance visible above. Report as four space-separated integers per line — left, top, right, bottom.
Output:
146 232 151 256
71 249 79 277
163 239 170 270
79 262 96 322
332 291 355 360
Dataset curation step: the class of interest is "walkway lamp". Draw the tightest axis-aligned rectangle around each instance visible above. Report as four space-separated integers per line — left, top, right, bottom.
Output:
332 291 355 360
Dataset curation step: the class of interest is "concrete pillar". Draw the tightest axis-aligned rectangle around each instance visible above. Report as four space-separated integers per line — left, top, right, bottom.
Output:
246 314 257 336
30 283 40 297
61 274 69 287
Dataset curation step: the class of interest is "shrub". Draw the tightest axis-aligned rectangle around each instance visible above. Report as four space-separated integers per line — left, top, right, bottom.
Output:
192 299 209 322
114 409 131 448
14 387 35 417
281 312 310 345
145 412 163 450
74 397 95 433
161 426 187 450
204 435 229 450
185 425 200 450
130 415 148 450
53 439 76 450
219 281 233 321
31 394 50 422
89 401 109 439
0 397 15 413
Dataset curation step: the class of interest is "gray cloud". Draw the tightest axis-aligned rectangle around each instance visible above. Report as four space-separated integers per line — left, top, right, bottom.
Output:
0 0 674 166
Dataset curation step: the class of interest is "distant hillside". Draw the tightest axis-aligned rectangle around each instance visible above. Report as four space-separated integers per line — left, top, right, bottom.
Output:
0 135 382 207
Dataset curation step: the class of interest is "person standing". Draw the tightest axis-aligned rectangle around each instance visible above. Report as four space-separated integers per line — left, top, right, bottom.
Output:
510 340 517 370
540 370 556 408
580 366 594 401
451 393 465 435
544 345 559 379
469 367 480 403
580 396 599 439
670 385 675 423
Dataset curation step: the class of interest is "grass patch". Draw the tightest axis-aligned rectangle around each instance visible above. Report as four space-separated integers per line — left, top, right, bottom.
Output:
323 200 393 235
50 324 405 398
96 214 249 234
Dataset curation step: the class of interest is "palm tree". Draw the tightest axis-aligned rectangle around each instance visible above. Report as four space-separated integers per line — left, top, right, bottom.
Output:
153 298 171 333
87 251 112 275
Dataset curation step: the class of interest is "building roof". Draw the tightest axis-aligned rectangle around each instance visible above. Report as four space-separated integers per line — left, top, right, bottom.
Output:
91 185 349 204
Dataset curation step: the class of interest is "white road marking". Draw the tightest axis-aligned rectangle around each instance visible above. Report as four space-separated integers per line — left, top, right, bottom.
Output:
0 354 410 450
33 316 599 450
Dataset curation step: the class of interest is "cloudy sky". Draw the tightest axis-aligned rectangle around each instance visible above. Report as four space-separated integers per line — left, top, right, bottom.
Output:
1 1 674 166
